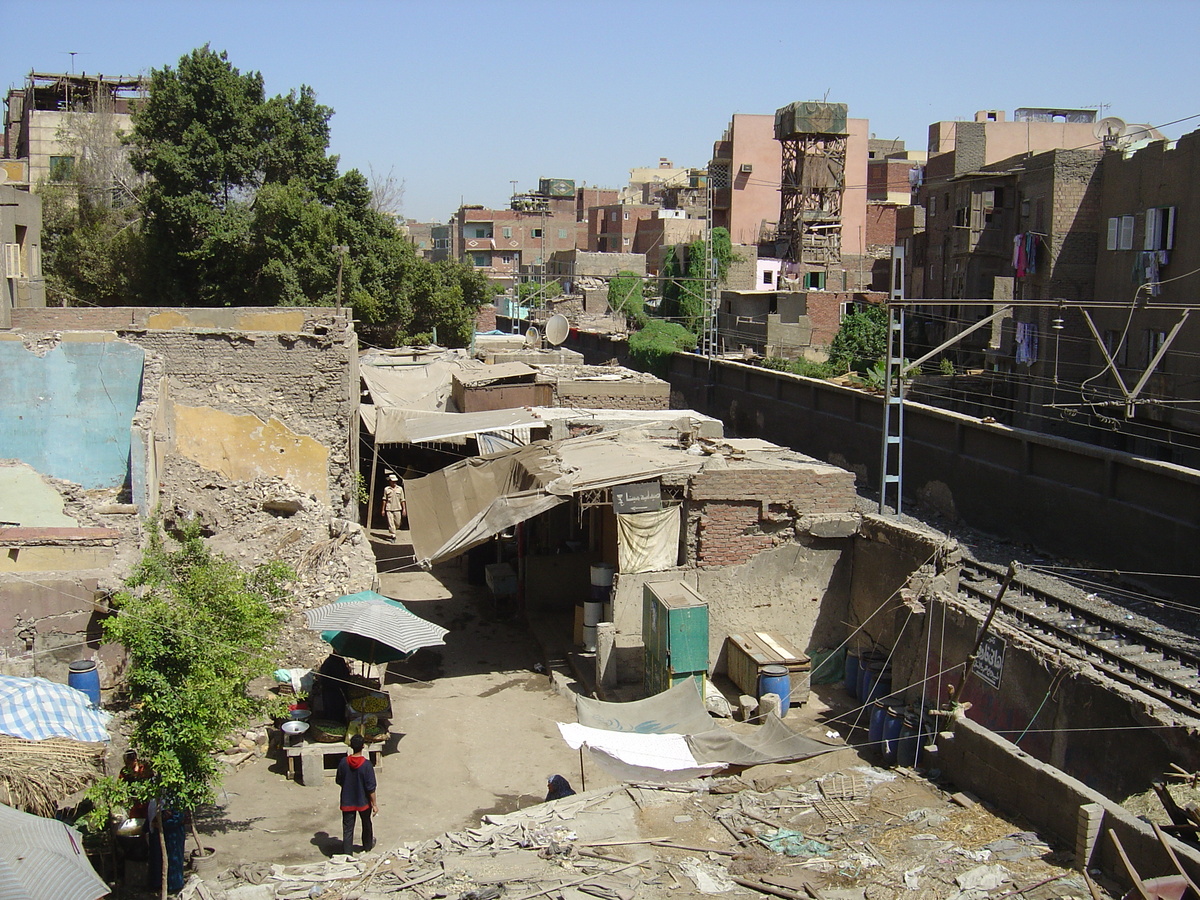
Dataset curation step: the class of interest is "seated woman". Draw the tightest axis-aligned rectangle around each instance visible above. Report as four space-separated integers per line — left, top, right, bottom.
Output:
545 774 576 802
314 654 352 722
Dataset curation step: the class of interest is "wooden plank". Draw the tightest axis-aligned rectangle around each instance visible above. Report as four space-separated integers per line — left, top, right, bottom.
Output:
1152 822 1200 898
1109 828 1155 900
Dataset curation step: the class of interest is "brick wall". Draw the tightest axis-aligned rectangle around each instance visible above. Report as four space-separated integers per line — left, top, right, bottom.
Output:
865 202 899 248
475 304 497 332
689 466 857 567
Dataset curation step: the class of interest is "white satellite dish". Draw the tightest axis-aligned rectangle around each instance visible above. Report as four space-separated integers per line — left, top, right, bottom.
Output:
1120 123 1156 145
544 314 569 347
525 326 542 349
1093 116 1126 147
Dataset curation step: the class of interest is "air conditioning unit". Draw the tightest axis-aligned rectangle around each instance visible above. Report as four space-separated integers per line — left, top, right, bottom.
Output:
740 164 754 174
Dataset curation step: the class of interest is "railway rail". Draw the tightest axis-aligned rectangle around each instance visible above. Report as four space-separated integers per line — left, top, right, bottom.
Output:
957 557 1200 720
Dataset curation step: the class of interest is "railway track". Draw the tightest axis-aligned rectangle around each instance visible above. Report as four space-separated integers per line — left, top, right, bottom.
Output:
957 558 1200 720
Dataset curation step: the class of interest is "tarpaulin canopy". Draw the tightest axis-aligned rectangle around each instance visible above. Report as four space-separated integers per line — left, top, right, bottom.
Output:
563 679 839 783
575 677 715 735
0 676 111 744
363 406 546 445
406 430 707 567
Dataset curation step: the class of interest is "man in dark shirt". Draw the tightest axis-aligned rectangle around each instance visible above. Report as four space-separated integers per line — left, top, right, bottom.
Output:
335 735 378 854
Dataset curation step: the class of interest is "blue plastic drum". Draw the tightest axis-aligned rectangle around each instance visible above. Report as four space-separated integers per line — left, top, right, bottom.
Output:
844 649 860 699
68 659 101 707
758 664 792 717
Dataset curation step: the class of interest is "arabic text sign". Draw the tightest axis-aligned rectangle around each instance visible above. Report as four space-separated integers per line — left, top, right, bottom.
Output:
613 480 662 514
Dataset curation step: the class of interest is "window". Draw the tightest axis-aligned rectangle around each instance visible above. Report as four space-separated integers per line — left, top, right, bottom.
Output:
1145 329 1167 364
531 228 543 239
470 252 490 267
558 228 568 239
623 211 630 220
502 226 512 239
763 270 773 285
1103 330 1129 367
1145 207 1176 251
623 237 630 245
500 253 515 265
3 243 20 278
49 156 75 181
1107 216 1135 250
804 271 825 290
472 224 493 239
610 211 618 223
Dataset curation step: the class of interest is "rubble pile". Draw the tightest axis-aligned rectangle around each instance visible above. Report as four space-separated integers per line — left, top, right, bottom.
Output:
177 767 1108 900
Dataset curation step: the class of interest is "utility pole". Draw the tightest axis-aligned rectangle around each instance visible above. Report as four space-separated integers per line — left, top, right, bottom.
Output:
333 244 349 312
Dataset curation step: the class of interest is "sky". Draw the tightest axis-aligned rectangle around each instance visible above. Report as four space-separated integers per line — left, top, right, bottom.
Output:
5 0 1199 223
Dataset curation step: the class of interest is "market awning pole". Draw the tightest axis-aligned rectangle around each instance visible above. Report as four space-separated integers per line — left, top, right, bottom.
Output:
579 747 586 792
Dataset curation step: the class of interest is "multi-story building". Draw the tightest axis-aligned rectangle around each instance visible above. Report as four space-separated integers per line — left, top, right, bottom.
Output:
707 107 869 288
1 184 46 323
588 203 658 253
3 71 145 190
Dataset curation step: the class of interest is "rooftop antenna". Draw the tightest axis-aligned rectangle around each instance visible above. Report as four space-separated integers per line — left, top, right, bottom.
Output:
66 51 78 74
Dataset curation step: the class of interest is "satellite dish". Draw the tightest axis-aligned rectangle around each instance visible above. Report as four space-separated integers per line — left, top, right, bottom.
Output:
525 326 542 349
544 314 569 347
1093 116 1126 146
1121 123 1156 144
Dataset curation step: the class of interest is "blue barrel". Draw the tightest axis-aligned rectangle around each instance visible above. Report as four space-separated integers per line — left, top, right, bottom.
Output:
758 664 792 717
858 652 885 703
868 665 892 705
897 711 922 768
882 703 905 766
843 649 860 699
868 700 887 748
68 660 101 707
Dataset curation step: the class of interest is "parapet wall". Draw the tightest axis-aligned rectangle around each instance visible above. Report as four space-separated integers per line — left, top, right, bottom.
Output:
938 716 1200 890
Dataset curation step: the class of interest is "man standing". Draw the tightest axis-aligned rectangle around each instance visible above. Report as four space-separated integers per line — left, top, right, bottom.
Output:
381 473 405 539
336 734 378 854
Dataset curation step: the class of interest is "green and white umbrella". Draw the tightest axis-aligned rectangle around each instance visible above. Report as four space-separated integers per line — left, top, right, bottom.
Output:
305 590 448 665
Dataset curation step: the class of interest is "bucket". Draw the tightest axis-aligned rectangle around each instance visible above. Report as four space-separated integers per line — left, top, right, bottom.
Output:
68 660 101 706
758 664 791 717
583 600 603 627
590 564 616 588
882 703 905 766
844 649 860 699
581 624 597 652
897 711 922 768
190 848 218 877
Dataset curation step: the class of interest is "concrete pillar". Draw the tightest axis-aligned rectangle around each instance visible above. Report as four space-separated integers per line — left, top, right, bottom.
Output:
596 622 617 696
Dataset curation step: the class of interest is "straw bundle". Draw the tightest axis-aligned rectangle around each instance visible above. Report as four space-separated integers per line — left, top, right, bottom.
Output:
0 735 106 817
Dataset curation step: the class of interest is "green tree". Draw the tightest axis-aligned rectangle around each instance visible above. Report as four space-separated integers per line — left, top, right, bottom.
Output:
607 271 646 326
828 302 888 374
628 319 697 376
516 279 563 307
658 228 735 336
88 519 290 898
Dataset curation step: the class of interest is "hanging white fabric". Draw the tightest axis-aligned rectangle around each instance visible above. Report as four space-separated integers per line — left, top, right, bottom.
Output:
616 506 680 574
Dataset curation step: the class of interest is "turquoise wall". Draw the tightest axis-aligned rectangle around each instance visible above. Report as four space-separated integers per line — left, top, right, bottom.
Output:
0 341 145 488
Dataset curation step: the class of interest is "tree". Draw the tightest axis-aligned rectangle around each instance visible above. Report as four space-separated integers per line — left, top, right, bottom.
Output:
608 271 646 326
517 279 562 307
828 302 888 374
628 319 697 376
658 228 735 336
88 519 290 898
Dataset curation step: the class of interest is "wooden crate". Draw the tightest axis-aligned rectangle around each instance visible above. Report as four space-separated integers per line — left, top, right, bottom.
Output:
726 632 811 706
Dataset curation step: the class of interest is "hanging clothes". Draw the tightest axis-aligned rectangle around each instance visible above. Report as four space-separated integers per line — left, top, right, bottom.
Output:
1024 233 1039 276
1015 322 1039 366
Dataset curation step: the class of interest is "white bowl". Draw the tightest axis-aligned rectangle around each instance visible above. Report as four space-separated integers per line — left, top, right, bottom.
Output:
288 709 312 721
281 720 309 736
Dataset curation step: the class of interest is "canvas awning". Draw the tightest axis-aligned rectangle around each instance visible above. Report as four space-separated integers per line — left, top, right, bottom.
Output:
362 406 547 445
406 430 706 567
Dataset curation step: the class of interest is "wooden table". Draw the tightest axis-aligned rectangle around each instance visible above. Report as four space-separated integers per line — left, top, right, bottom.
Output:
285 740 384 787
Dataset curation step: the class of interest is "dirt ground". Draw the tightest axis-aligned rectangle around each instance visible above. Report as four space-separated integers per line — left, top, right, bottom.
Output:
150 532 1121 900
191 543 621 866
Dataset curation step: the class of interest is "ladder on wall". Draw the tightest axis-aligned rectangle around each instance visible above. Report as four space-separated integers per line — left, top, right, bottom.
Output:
879 246 905 516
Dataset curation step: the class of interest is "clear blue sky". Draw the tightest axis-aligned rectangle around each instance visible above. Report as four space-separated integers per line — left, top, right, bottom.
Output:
5 0 1199 223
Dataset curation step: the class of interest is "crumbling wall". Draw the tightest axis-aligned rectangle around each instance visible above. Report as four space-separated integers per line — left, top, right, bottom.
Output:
687 467 858 567
127 327 358 517
937 716 1200 890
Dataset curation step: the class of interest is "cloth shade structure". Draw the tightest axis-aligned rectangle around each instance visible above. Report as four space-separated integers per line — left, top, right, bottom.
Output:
0 676 111 744
0 802 109 900
562 678 838 783
304 590 449 664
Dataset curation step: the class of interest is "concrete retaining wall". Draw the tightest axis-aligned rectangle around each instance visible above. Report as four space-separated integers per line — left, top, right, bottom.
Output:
938 716 1200 890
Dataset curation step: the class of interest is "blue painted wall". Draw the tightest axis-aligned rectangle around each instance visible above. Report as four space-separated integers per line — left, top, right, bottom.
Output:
0 340 145 488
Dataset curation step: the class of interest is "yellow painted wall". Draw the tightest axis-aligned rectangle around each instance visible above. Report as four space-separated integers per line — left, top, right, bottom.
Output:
0 546 114 573
172 404 329 502
147 309 307 332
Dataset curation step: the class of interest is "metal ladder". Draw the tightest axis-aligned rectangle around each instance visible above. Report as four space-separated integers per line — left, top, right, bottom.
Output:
879 246 905 516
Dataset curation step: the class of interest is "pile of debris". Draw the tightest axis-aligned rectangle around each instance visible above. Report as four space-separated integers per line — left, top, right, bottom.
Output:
176 765 1112 900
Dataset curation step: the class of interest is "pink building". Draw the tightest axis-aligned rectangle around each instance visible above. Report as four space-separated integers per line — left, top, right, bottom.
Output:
709 111 869 258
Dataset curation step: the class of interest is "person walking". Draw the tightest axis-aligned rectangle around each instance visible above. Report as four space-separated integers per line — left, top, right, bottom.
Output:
336 735 378 854
381 473 406 539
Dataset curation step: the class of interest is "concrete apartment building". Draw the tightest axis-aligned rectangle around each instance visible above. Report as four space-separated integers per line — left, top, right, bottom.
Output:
452 189 581 284
0 184 46 323
3 71 145 190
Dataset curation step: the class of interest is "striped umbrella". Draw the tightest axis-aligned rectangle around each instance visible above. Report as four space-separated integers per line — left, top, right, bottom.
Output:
304 590 449 665
0 802 109 900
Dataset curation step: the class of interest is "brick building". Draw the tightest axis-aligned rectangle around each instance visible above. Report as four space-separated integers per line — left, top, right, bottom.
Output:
588 203 658 253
